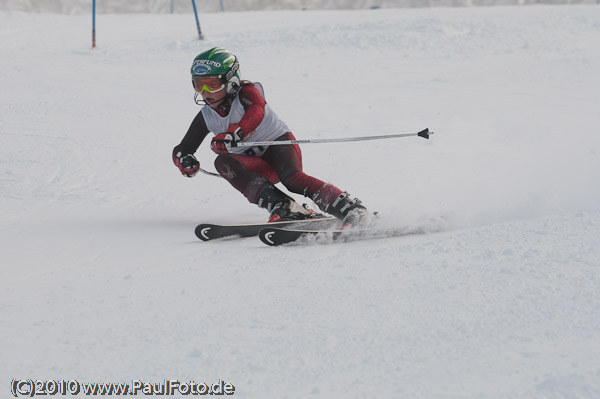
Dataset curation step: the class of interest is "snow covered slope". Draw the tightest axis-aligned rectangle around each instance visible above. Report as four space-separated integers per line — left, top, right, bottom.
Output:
1 5 599 398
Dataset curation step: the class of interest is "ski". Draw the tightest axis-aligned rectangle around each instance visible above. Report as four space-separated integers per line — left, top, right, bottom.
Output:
258 226 371 246
258 216 448 246
258 211 383 246
195 216 338 241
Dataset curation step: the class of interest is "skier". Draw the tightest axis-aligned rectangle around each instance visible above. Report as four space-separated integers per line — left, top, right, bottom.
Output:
172 47 367 226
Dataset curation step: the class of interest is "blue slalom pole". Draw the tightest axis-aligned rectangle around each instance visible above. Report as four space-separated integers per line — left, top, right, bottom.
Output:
191 0 204 40
91 0 96 49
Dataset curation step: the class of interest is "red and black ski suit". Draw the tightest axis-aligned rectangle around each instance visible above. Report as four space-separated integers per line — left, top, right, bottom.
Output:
173 83 346 216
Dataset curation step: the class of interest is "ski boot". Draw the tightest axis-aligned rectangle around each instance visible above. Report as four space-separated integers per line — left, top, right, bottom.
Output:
256 184 318 223
268 198 317 223
329 192 369 229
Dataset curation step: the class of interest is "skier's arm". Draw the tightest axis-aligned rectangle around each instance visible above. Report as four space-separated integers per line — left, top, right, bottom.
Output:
172 111 210 177
232 84 267 137
174 111 210 155
210 84 267 154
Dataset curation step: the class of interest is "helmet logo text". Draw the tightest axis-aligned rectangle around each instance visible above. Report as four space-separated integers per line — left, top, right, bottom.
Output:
225 61 239 81
194 59 222 67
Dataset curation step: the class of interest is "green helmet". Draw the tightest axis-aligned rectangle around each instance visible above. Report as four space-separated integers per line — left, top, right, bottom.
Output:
191 47 241 98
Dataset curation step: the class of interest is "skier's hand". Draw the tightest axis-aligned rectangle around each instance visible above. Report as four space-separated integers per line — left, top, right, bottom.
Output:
211 125 243 154
173 151 200 178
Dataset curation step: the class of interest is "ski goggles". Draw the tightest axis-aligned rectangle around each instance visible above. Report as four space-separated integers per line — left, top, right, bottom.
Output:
192 77 225 94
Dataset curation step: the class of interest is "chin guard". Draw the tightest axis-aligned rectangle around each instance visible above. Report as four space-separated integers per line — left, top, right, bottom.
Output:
194 92 236 110
194 92 206 106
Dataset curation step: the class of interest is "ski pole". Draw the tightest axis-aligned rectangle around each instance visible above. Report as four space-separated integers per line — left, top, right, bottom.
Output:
199 167 221 177
232 128 433 148
199 128 434 178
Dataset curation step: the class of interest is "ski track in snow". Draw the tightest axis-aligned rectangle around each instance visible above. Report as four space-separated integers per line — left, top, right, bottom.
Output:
1 5 600 398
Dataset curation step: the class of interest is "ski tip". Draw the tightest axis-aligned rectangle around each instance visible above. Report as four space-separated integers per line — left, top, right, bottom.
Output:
259 228 281 246
418 128 430 139
259 228 304 246
195 224 212 241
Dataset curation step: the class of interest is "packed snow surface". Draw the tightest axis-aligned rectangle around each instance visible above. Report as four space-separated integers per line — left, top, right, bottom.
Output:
1 5 600 398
